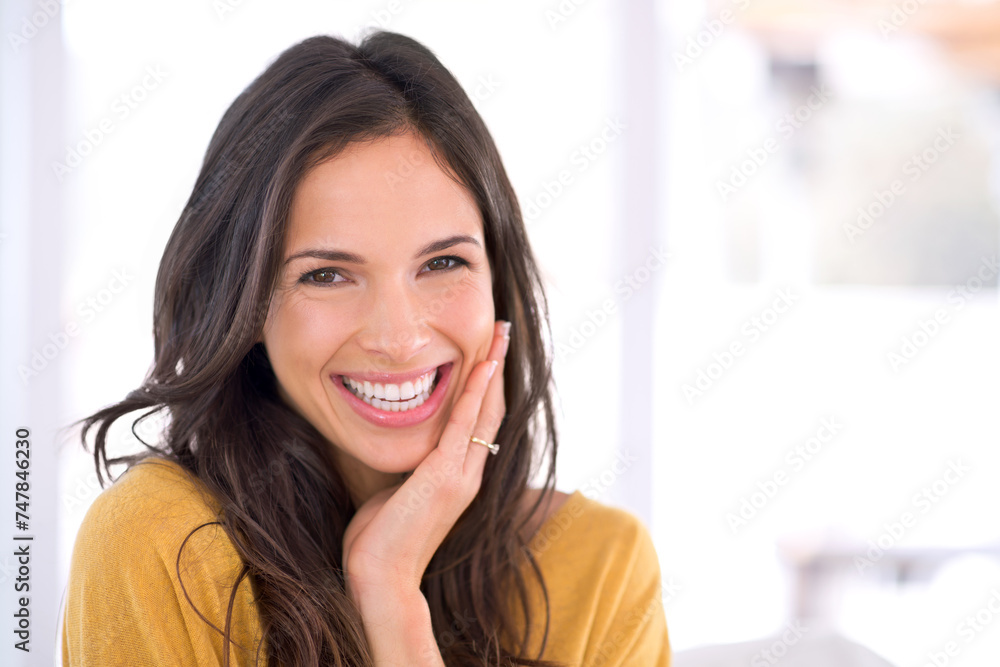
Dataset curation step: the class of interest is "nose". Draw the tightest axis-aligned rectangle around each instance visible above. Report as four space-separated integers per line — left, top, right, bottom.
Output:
355 279 432 366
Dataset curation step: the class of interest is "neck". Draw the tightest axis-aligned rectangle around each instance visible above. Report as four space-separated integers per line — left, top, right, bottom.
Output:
333 449 406 507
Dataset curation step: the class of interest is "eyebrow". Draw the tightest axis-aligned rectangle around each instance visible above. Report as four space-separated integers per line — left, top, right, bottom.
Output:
283 234 482 266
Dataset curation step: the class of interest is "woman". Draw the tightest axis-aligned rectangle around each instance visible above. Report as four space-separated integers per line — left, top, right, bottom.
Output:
61 31 670 666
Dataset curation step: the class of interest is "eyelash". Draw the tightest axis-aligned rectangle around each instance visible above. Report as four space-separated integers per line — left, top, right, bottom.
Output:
297 255 470 287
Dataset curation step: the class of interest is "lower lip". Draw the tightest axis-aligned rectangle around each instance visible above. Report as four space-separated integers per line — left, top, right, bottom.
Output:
333 363 453 428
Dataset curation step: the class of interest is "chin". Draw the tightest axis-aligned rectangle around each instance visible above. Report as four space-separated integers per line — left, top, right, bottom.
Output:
361 438 438 475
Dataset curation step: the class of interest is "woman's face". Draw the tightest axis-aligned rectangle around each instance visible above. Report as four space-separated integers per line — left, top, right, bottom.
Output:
262 131 495 491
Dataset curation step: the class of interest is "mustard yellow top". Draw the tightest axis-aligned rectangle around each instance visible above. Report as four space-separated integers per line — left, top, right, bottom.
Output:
61 458 670 666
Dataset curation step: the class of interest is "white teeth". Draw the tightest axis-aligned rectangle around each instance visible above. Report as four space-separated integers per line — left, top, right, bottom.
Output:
343 368 439 412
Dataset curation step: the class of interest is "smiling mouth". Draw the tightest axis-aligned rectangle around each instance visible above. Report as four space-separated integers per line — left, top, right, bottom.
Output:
340 366 444 413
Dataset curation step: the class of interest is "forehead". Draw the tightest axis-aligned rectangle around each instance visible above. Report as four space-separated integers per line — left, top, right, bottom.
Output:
285 132 483 253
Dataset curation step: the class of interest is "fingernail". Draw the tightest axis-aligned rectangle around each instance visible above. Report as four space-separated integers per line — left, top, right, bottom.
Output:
501 321 512 336
501 334 510 358
488 360 498 379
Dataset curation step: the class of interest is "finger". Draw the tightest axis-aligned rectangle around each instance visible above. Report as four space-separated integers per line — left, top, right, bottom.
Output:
440 355 498 464
440 321 507 465
465 321 509 475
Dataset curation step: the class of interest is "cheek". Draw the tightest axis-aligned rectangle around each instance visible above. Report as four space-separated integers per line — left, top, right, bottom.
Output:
264 295 345 374
429 273 494 353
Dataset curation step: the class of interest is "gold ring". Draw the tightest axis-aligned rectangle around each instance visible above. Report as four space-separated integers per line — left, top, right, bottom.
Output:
470 436 499 455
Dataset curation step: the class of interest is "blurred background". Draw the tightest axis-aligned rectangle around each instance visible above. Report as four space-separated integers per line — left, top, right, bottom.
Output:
1 0 998 665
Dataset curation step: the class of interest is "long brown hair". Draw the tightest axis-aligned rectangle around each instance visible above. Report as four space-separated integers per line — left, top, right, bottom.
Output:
76 31 564 666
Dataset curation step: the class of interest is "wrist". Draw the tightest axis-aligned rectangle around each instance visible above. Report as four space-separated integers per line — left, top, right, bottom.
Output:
351 579 426 617
354 589 444 667
345 565 421 610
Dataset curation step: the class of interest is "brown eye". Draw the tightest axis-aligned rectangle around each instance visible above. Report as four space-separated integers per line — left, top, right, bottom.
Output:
427 258 454 271
311 270 337 283
425 256 469 272
299 269 344 285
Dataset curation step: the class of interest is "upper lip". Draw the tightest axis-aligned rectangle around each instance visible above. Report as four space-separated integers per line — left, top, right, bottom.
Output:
336 363 449 385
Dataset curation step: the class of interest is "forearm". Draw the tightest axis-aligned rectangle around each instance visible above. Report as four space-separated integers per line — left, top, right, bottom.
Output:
354 588 446 667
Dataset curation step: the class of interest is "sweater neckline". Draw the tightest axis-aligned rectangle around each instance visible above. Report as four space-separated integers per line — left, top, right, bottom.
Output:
524 489 587 557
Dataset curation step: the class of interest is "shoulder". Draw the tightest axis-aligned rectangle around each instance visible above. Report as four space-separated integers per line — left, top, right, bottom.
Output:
73 457 224 555
90 456 217 510
523 488 659 569
63 458 264 663
514 491 671 664
520 488 664 600
68 457 241 590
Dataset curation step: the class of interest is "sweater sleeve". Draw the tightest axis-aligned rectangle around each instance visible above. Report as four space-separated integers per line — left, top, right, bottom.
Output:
61 459 265 667
576 502 671 667
593 517 672 667
516 491 672 666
